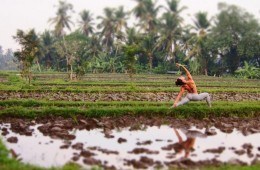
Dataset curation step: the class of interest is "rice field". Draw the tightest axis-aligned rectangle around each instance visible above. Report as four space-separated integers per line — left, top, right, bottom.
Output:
0 72 259 170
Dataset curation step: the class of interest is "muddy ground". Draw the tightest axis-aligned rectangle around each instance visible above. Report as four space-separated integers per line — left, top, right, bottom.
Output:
0 91 259 101
1 115 260 169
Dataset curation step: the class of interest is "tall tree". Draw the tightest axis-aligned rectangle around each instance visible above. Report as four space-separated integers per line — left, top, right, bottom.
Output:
78 10 94 37
157 0 186 63
211 3 260 74
114 6 129 59
132 0 161 33
49 0 74 74
49 0 74 37
40 31 57 69
13 29 41 84
187 11 212 75
97 7 115 52
126 27 140 45
84 34 102 73
140 33 158 71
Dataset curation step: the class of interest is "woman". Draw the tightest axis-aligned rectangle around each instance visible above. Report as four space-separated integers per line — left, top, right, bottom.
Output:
172 63 211 108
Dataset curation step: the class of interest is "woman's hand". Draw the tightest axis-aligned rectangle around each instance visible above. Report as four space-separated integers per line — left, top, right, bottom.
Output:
170 103 177 108
176 63 182 67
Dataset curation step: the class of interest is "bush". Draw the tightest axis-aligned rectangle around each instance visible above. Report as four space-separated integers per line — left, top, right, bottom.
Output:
235 61 260 79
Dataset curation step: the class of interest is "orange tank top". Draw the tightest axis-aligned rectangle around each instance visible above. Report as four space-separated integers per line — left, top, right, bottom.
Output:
183 82 198 94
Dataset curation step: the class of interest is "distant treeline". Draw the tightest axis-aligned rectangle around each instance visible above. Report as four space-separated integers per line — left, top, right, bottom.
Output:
2 0 260 79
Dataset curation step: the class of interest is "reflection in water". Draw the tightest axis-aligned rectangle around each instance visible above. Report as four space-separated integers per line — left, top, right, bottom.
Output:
173 128 206 158
0 123 259 169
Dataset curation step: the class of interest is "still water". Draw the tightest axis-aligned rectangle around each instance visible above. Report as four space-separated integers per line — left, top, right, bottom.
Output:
0 123 260 169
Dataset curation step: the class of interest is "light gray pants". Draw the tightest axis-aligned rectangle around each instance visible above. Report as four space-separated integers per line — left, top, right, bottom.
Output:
177 93 211 107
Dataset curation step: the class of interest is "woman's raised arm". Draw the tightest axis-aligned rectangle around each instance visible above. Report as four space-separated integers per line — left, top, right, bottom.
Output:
176 63 192 80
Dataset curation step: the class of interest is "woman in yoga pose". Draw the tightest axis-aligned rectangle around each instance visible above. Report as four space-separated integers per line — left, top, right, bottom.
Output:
172 63 211 108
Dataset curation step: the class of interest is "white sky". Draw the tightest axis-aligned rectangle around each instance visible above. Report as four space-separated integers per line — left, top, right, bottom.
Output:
0 0 259 51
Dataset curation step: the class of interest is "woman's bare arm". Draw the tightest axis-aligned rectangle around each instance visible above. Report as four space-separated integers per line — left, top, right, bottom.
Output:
173 87 185 107
176 63 193 80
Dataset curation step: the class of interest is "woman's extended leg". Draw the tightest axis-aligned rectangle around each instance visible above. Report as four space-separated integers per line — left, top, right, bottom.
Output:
200 93 211 107
193 93 211 107
188 93 211 107
176 96 190 107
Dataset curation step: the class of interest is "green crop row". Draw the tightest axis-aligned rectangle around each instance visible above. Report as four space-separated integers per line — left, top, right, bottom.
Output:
27 82 258 88
0 100 167 107
0 101 259 119
0 100 259 109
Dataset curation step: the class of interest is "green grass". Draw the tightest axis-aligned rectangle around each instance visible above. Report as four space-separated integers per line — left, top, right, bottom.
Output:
1 72 259 93
0 84 259 93
200 164 260 170
0 100 259 119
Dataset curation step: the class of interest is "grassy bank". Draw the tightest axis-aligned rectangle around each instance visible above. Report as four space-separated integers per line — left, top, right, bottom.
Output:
0 100 259 119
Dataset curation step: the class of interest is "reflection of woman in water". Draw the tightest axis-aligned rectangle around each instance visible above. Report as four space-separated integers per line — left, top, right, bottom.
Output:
173 128 206 158
172 63 211 108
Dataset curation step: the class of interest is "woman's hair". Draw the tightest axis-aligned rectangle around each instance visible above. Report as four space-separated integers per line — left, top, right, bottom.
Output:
175 78 185 86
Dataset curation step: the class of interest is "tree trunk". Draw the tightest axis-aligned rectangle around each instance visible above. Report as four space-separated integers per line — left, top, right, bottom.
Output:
204 68 208 76
70 64 73 80
148 53 153 72
204 60 208 76
36 59 41 72
62 35 69 73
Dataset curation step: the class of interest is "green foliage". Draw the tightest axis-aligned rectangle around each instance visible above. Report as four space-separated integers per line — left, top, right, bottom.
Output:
189 58 201 75
13 29 41 84
8 1 258 77
75 66 85 80
235 61 260 79
211 3 260 74
152 63 168 74
0 100 259 118
123 44 141 77
7 74 24 84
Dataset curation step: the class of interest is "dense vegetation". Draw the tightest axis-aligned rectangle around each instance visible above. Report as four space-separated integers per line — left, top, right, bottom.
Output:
0 0 259 81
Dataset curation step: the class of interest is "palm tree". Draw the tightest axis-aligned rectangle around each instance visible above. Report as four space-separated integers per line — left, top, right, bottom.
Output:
140 33 158 71
40 31 57 69
113 6 129 59
97 7 115 52
114 6 128 34
49 1 74 37
157 0 186 63
85 34 102 72
188 11 211 75
132 0 161 33
49 0 74 75
126 27 139 45
78 10 94 37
